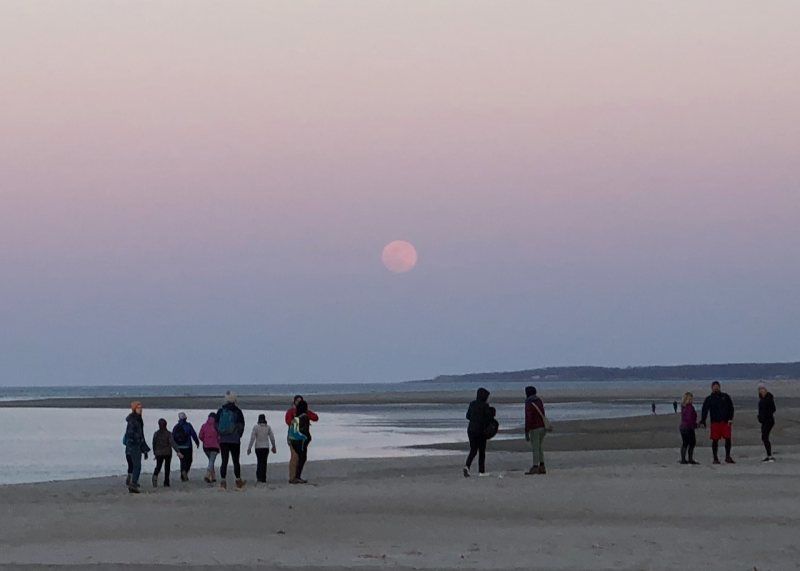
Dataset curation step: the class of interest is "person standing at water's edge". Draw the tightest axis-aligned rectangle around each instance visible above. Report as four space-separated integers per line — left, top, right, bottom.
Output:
152 418 181 487
524 386 548 475
758 383 776 462
288 400 316 484
700 381 735 464
199 412 220 483
285 395 319 483
248 414 277 484
679 392 699 465
217 391 246 490
463 388 496 478
124 401 150 493
173 412 200 481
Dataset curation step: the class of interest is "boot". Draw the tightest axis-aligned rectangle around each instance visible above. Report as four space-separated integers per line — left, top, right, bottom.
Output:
180 470 188 482
211 469 217 482
125 474 132 487
128 486 140 494
152 474 158 488
220 479 227 490
203 470 211 484
525 466 537 475
537 463 547 475
235 478 247 490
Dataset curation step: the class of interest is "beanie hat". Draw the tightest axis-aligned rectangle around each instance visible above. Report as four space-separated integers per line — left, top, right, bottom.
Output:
225 390 237 403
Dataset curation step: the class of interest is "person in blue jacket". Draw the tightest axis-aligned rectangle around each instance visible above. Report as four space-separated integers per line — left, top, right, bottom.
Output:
172 412 200 481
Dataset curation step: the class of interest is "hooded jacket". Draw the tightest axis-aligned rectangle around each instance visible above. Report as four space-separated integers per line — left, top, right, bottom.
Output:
198 417 221 450
152 426 179 457
701 391 735 424
124 413 150 456
216 402 246 444
248 422 277 450
758 392 776 424
466 388 496 435
525 396 546 431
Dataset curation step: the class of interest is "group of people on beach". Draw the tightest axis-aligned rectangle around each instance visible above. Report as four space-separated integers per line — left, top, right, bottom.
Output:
462 380 779 477
677 381 777 465
123 391 318 493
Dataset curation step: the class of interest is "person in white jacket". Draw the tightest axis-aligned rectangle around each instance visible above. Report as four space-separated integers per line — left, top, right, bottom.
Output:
247 414 277 484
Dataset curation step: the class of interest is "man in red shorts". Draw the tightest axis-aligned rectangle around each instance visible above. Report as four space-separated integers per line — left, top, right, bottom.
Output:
700 381 735 464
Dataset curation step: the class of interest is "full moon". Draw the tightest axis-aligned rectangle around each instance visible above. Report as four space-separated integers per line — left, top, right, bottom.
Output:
381 240 418 273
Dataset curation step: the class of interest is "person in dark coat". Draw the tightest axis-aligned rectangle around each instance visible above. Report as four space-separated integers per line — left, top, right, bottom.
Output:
463 388 496 478
216 391 247 490
700 381 735 464
758 383 777 462
152 418 181 487
124 401 150 493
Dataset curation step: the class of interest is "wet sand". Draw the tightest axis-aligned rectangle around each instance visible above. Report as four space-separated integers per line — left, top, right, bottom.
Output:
1 401 798 570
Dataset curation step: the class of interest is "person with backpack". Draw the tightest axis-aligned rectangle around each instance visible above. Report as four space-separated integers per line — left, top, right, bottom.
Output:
700 381 736 464
247 414 277 484
172 412 200 481
288 400 314 484
124 401 150 493
198 412 221 483
285 395 319 483
524 386 549 475
463 387 496 478
758 383 777 462
152 418 181 487
216 391 247 490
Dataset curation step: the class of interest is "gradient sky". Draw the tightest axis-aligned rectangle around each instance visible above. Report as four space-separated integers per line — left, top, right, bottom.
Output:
1 1 799 385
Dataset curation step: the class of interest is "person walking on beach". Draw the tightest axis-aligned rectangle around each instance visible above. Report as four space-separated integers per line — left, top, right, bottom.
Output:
758 383 777 462
700 381 735 464
248 413 277 484
285 395 319 483
172 412 200 481
524 386 549 475
124 401 150 493
673 400 679 414
288 400 316 484
463 387 496 478
152 418 181 487
217 391 247 490
651 401 657 415
199 412 221 483
679 392 699 465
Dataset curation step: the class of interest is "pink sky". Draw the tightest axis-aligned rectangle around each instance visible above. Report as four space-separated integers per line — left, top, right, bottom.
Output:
1 1 799 384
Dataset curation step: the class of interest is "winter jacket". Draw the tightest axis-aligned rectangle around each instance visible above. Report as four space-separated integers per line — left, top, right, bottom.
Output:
525 396 546 432
466 388 496 435
700 392 735 424
152 428 179 457
680 404 698 430
198 418 220 450
171 419 200 449
124 413 150 456
758 392 776 424
216 403 246 444
285 406 319 426
248 423 277 451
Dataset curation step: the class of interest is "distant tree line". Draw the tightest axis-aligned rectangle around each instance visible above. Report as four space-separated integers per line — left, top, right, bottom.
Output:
429 362 800 383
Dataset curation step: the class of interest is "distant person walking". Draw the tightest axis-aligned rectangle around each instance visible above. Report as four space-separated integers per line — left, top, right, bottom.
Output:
757 383 777 462
287 400 316 484
673 400 679 414
651 401 657 415
679 392 699 465
198 412 221 483
524 386 549 475
463 387 496 478
172 412 200 481
217 391 247 490
700 381 735 464
152 418 180 487
248 413 277 484
285 396 319 483
124 401 150 493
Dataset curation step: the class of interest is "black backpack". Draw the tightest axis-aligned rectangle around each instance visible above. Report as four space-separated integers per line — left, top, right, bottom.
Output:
484 418 500 440
173 423 189 446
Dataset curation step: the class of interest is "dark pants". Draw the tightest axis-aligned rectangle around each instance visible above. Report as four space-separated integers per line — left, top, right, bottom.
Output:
711 439 732 461
128 451 142 486
154 455 172 484
680 428 696 462
255 448 270 482
466 431 487 473
126 454 133 475
220 442 241 479
290 441 308 480
178 447 193 474
761 419 775 456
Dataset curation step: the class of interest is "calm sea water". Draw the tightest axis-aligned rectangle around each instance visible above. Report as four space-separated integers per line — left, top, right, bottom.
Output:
0 400 648 485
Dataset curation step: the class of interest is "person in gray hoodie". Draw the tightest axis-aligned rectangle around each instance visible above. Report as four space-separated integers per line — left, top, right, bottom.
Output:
247 413 277 484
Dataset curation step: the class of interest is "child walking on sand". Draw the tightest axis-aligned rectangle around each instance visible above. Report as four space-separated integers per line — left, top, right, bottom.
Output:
247 414 277 484
199 412 220 483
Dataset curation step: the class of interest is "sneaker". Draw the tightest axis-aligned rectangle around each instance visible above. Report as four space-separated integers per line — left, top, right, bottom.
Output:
478 472 490 477
180 471 188 482
297 478 307 484
128 486 140 494
538 464 547 475
713 459 721 465
525 467 538 475
164 481 170 487
289 478 302 484
762 457 771 463
462 467 470 478
689 460 700 465
152 474 158 488
679 460 689 465
725 457 736 464
767 457 776 463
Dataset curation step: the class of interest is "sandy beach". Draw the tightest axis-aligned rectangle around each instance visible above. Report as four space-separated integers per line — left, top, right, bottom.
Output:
1 392 798 570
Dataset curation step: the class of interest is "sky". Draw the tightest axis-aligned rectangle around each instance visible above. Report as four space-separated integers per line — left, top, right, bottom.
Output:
1 1 799 386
